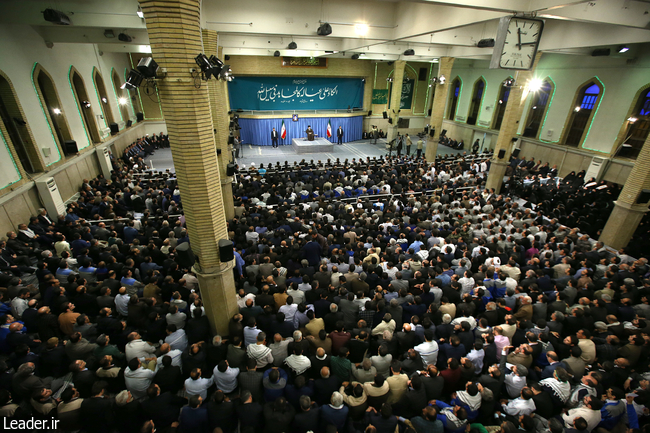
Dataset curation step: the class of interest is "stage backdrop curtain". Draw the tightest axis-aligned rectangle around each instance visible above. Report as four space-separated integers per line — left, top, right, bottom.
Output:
238 116 363 146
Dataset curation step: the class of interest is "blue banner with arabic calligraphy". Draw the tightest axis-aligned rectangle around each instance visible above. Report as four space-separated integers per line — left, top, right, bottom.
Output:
228 77 365 111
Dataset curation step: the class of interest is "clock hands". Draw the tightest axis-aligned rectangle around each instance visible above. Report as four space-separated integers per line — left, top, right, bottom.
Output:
517 28 522 51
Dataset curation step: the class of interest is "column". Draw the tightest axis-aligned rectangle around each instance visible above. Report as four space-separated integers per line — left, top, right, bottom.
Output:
599 134 650 249
386 60 406 143
140 0 237 335
425 57 455 161
203 30 235 220
485 53 542 192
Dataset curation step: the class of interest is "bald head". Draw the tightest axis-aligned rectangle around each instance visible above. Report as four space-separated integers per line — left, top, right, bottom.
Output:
9 323 22 333
316 347 325 357
274 333 282 343
321 366 330 378
160 343 171 354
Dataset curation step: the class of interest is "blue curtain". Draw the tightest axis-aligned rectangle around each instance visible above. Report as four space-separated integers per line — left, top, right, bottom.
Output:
238 116 364 146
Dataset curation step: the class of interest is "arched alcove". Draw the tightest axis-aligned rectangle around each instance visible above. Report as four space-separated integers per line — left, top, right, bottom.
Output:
491 77 512 130
615 84 650 159
32 63 69 161
0 71 43 172
562 78 604 147
447 77 462 121
111 68 130 124
467 77 486 125
523 77 555 140
69 66 101 145
93 68 115 127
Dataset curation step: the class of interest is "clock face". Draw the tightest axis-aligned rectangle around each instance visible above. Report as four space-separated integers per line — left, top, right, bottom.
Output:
500 18 543 70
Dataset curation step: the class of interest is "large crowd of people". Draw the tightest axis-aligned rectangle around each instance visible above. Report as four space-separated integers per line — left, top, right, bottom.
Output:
1 139 649 433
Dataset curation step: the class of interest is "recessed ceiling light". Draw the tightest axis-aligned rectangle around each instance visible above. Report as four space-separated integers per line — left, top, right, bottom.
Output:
618 46 629 53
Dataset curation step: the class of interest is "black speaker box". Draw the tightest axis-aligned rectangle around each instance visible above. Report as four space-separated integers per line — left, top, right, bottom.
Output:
219 239 234 262
428 109 432 116
419 67 428 81
429 128 435 137
136 112 144 122
498 149 506 159
226 163 235 176
64 140 78 155
126 120 133 127
512 148 521 158
175 242 195 269
368 110 372 116
382 111 388 119
109 122 119 135
636 190 650 204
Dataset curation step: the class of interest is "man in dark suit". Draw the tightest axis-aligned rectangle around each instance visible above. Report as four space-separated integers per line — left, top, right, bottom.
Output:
141 384 187 431
313 366 340 405
271 127 279 148
337 126 343 145
79 381 115 433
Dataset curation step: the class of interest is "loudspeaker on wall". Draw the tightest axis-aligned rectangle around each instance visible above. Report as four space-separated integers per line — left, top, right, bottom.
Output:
219 239 234 262
498 149 506 159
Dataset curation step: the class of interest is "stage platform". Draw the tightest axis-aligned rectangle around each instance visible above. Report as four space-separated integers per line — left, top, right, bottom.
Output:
291 137 334 154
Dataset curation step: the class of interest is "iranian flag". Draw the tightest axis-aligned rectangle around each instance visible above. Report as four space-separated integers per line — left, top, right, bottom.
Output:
280 120 287 140
326 119 332 138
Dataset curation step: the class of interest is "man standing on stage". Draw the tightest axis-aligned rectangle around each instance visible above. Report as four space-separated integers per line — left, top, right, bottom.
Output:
405 133 412 156
271 127 279 148
306 125 315 141
337 126 343 145
372 125 378 144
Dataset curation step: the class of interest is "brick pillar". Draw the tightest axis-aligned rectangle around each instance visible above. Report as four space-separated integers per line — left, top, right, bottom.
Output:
485 53 542 192
386 60 406 143
425 57 454 162
203 30 235 220
140 0 237 335
599 133 650 249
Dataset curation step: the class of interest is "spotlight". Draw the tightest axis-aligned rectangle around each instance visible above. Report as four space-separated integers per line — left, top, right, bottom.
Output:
504 77 515 87
209 55 233 80
351 54 360 60
628 117 638 123
403 49 415 56
317 22 332 36
121 69 144 90
118 97 128 106
574 106 581 112
195 53 216 79
438 75 446 84
52 108 61 115
137 5 144 19
274 50 280 57
101 97 108 104
528 78 543 92
386 77 394 82
137 57 159 78
532 106 537 110
498 100 503 104
82 100 91 109
288 41 297 49
618 46 629 53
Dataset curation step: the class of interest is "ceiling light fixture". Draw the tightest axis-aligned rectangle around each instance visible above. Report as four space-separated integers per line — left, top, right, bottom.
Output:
118 97 128 106
137 6 144 19
618 46 630 53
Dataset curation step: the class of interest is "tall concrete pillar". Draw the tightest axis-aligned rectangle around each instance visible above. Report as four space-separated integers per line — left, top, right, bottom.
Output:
386 60 406 143
425 57 455 162
140 0 237 335
599 133 650 249
485 53 542 192
203 30 235 220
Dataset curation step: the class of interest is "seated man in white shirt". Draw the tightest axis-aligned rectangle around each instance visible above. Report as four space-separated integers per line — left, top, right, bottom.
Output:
125 332 156 361
499 387 536 417
156 343 182 369
124 357 158 400
213 360 240 394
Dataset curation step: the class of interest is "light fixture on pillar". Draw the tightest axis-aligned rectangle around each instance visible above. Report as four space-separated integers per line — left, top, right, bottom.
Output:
52 108 61 114
195 53 217 79
118 97 128 106
137 57 159 78
136 5 144 19
101 97 108 103
122 70 144 90
438 75 446 84
386 77 393 82
628 117 638 123
574 106 581 112
82 100 91 109
209 55 233 81
504 77 515 87
527 78 543 92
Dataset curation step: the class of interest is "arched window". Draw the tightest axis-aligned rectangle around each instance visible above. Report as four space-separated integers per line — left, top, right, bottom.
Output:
492 78 512 130
617 87 650 159
0 72 42 173
447 77 461 120
523 78 554 139
93 68 115 128
32 64 69 162
111 68 130 125
70 67 101 145
467 78 486 125
563 79 603 147
125 68 142 116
